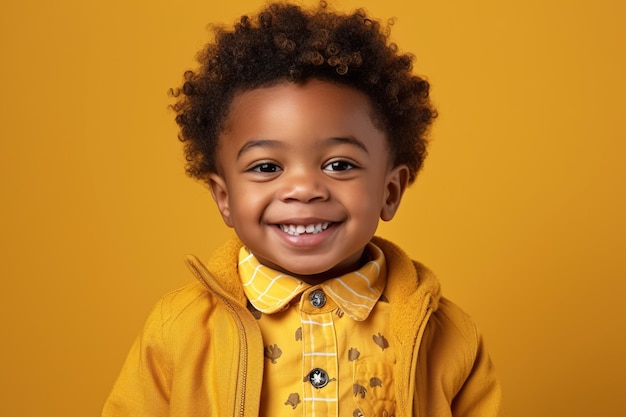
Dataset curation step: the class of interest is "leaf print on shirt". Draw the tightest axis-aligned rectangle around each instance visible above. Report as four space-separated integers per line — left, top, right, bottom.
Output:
246 301 262 320
264 344 282 364
284 393 300 409
370 377 383 388
295 327 302 341
353 383 367 398
348 347 361 361
373 332 389 350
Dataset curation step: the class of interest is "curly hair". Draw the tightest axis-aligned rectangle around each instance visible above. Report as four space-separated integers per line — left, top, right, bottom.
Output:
171 1 436 184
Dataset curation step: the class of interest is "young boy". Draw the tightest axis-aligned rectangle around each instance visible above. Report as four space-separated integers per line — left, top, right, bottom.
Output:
102 2 502 416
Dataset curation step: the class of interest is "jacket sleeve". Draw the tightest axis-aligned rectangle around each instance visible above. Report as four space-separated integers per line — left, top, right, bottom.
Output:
415 298 502 417
101 299 172 417
450 324 502 416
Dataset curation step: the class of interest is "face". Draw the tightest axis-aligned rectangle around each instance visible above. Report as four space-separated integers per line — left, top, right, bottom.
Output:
209 79 409 283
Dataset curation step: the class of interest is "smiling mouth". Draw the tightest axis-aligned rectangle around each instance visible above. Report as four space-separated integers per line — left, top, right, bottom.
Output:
278 222 332 236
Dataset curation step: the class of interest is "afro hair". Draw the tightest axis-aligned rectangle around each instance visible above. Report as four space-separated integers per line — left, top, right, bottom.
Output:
171 1 436 184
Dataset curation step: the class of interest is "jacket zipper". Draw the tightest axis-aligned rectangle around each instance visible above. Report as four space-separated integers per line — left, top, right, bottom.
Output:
219 296 248 417
406 297 434 417
187 262 248 417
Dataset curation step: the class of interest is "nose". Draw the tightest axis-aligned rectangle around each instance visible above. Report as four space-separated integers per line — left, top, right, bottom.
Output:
278 169 329 203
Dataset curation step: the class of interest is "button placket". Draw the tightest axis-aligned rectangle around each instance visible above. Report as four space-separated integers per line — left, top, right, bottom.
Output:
300 288 338 416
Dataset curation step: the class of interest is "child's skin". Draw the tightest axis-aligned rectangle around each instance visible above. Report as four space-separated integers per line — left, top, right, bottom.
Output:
208 79 409 284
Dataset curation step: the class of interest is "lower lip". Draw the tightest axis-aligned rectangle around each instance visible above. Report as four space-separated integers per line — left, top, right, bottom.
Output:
274 224 337 248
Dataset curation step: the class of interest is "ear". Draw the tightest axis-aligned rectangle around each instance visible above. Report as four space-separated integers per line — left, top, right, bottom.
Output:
208 173 234 227
380 164 410 221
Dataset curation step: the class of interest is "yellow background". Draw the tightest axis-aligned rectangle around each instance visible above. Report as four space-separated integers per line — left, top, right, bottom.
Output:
1 0 624 415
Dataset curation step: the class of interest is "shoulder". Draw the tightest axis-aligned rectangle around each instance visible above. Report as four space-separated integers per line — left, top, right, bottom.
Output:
157 237 246 324
425 297 482 361
419 297 484 390
145 281 222 336
431 297 480 344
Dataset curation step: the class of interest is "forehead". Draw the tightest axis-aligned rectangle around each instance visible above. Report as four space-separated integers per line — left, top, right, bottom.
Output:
222 80 385 140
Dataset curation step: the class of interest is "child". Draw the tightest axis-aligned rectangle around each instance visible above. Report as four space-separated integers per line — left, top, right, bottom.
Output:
102 2 502 416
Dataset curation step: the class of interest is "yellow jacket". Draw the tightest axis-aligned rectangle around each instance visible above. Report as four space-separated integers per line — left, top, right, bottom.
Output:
102 237 502 417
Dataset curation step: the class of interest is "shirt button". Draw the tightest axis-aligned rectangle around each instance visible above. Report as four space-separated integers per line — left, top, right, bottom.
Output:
309 290 327 308
308 368 330 388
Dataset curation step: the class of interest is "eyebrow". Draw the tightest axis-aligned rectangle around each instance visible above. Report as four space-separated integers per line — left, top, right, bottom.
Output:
236 139 284 160
236 136 369 160
325 136 369 154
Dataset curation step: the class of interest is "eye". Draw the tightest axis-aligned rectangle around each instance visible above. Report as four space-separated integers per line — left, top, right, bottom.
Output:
323 159 356 172
250 162 282 173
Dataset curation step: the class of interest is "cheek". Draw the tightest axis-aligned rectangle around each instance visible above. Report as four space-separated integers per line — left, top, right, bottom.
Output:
342 183 385 216
229 184 271 221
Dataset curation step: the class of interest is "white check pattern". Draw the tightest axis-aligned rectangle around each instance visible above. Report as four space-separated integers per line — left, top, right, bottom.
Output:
238 244 386 320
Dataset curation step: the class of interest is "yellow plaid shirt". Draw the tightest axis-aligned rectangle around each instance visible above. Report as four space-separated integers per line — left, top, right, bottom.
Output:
238 243 396 417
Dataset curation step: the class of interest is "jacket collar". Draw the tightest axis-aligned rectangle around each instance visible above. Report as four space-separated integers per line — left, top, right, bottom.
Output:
188 236 441 319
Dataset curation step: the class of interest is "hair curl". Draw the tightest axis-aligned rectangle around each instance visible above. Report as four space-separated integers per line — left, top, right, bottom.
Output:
171 1 436 184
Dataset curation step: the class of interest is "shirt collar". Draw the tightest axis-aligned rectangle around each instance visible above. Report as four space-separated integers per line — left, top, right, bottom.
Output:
238 243 387 321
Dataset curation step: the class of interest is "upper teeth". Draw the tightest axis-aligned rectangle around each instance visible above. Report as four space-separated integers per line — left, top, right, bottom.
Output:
280 222 331 236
